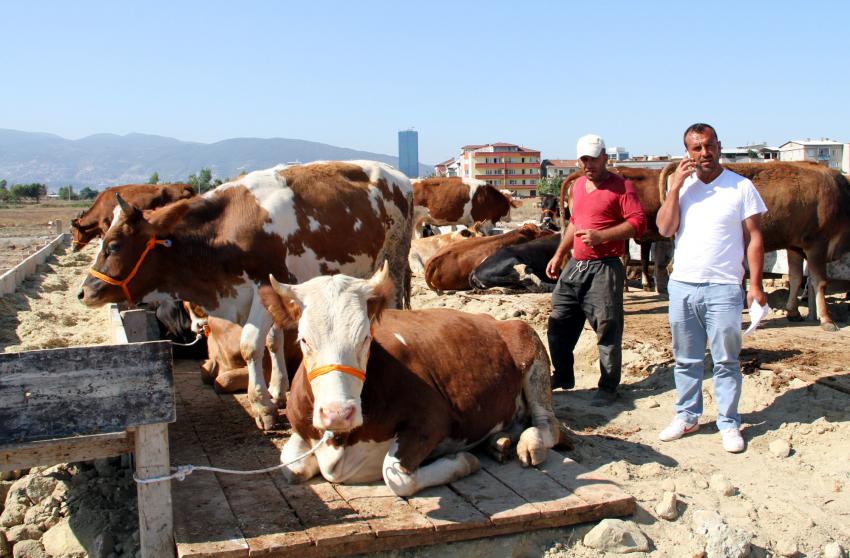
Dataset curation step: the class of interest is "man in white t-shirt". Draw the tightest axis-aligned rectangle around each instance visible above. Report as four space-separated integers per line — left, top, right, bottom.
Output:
655 123 767 453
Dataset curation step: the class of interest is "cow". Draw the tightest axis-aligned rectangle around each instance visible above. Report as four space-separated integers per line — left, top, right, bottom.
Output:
412 177 521 231
539 194 565 232
144 297 209 360
659 161 850 331
70 183 195 251
559 167 669 292
469 233 561 290
262 264 559 497
424 224 553 292
77 161 413 429
408 220 495 273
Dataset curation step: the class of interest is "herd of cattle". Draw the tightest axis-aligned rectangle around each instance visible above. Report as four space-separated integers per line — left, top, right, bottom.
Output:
67 159 850 495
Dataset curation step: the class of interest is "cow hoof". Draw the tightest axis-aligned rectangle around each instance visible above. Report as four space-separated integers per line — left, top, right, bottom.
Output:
487 435 513 463
821 322 839 332
255 411 277 431
787 313 804 323
455 452 481 476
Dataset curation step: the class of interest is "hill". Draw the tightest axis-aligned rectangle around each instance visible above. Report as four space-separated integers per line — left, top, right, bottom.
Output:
0 129 432 189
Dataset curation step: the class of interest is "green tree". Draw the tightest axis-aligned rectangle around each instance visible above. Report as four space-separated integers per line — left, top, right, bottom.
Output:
78 187 99 200
58 185 77 200
188 167 213 194
0 179 6 190
0 181 10 203
11 183 48 202
537 176 563 197
148 172 160 184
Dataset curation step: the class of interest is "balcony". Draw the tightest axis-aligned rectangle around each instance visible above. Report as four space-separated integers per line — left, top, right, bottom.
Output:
475 173 540 180
475 162 540 169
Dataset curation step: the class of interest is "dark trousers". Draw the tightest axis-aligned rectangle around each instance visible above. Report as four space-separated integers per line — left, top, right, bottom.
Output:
548 257 625 392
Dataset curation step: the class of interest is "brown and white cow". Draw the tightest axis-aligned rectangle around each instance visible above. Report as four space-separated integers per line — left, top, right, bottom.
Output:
263 265 559 496
78 161 413 429
659 161 850 331
424 223 553 291
70 183 195 251
413 177 521 231
407 219 495 273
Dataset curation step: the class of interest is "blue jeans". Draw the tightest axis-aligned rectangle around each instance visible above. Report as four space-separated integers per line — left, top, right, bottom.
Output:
667 280 743 430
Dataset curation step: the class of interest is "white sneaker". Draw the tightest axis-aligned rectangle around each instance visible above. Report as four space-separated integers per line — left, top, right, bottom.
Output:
658 418 699 441
721 428 745 453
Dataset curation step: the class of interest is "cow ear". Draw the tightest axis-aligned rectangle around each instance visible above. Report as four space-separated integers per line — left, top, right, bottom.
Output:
116 194 142 222
262 276 302 328
510 198 523 208
366 261 394 322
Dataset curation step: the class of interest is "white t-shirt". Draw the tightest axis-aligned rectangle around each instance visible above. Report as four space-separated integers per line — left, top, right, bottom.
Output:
670 169 767 284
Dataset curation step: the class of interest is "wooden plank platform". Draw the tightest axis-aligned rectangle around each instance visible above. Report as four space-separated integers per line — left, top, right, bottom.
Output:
170 361 635 558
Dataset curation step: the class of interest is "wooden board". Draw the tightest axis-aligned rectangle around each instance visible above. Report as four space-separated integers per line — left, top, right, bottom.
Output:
170 360 635 558
0 341 174 445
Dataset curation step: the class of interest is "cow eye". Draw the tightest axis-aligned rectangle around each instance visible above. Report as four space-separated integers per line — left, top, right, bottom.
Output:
298 337 311 351
106 242 121 255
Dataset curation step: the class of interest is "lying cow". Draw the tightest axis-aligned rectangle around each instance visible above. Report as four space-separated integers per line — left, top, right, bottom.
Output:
78 161 413 429
413 177 521 230
263 264 559 496
408 220 495 273
470 233 561 290
71 183 195 251
662 161 850 331
425 223 553 291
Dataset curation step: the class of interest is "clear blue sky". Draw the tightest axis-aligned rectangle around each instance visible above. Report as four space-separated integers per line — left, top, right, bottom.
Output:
3 1 848 166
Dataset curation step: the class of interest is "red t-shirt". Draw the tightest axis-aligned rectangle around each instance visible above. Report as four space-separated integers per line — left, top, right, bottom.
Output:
569 173 647 260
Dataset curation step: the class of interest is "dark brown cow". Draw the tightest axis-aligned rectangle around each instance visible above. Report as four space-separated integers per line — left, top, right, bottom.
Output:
660 161 850 331
424 223 553 291
413 177 521 230
559 167 668 291
70 183 195 251
264 267 559 496
78 161 413 429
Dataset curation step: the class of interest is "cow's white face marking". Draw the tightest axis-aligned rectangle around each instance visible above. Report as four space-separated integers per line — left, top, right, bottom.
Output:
353 218 363 232
393 332 407 346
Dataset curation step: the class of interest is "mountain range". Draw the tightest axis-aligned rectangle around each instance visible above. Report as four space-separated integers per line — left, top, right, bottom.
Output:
0 128 432 190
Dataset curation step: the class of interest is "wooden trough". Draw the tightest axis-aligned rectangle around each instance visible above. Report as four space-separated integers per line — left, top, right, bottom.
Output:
171 360 635 558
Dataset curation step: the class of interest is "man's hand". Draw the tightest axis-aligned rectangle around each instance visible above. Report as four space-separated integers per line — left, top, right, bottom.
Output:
545 254 563 280
671 155 697 191
747 284 767 308
575 229 603 247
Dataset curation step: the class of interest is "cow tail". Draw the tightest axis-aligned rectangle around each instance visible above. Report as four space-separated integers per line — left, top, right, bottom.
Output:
520 338 559 453
559 170 581 230
658 162 678 204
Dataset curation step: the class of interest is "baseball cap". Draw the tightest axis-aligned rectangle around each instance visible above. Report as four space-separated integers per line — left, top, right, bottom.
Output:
576 134 606 159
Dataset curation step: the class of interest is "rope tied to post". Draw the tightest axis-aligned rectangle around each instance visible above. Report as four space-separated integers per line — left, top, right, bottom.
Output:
133 430 333 484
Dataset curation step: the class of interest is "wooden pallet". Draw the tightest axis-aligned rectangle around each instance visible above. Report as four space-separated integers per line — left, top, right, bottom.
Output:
170 361 634 558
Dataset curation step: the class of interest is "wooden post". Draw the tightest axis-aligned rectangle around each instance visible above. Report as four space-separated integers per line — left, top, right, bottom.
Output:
135 422 175 558
122 309 160 343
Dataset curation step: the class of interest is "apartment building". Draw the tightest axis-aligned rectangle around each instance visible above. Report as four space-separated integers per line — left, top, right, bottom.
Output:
458 142 541 196
779 139 849 172
541 159 579 178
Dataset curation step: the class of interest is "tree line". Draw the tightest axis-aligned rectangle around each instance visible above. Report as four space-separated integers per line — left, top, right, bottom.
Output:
0 167 226 204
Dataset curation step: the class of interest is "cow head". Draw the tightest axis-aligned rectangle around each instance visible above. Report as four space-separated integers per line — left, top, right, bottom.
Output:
69 218 100 252
77 194 189 307
266 263 395 433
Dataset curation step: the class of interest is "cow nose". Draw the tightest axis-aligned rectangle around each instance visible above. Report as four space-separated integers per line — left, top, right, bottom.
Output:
77 289 85 301
319 402 356 430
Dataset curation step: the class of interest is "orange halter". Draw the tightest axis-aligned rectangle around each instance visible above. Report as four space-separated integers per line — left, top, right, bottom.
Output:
88 235 171 308
305 324 374 383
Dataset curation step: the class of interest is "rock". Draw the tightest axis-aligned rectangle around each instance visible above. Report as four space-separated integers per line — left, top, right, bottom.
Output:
5 524 43 543
769 439 792 458
654 491 679 520
824 542 847 558
11 539 48 558
692 473 709 489
23 475 57 504
692 509 723 533
0 481 13 507
0 531 10 558
692 510 751 558
93 458 117 478
774 537 799 556
661 478 676 492
41 518 87 558
709 474 737 496
0 500 26 528
582 518 650 553
90 530 116 558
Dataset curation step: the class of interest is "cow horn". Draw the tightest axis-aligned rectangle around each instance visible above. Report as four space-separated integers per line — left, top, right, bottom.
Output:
368 261 390 288
268 274 296 299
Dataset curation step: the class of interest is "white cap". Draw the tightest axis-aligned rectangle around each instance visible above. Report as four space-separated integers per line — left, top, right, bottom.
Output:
576 134 606 159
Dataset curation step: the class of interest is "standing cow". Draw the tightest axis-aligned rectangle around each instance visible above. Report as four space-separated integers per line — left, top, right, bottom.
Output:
263 265 559 496
78 161 413 429
413 177 521 231
70 183 195 251
659 161 850 331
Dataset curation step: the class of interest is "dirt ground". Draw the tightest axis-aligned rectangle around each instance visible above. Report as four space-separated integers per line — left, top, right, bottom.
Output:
1 207 849 557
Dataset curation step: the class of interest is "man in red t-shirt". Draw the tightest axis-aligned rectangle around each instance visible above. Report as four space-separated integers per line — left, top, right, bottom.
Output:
544 134 646 406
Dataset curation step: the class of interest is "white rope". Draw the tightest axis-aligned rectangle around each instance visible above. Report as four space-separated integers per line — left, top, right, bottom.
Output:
133 430 333 484
169 333 205 347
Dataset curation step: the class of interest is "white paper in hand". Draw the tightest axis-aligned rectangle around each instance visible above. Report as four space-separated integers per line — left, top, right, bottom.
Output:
744 301 769 336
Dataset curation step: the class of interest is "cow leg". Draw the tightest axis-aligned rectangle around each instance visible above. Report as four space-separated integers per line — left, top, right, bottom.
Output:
242 302 277 430
806 250 838 332
279 432 320 484
266 325 289 408
485 423 525 463
382 443 480 497
786 249 805 322
516 352 559 467
199 359 218 385
641 242 654 291
653 240 672 295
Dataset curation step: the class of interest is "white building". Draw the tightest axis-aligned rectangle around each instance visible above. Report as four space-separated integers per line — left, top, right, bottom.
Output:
779 139 849 173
